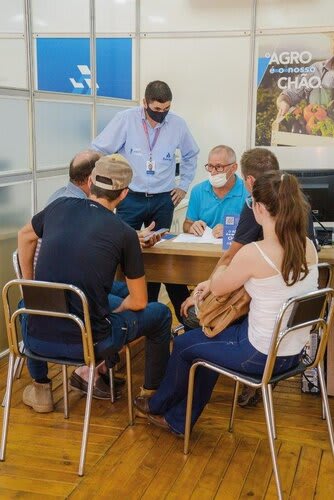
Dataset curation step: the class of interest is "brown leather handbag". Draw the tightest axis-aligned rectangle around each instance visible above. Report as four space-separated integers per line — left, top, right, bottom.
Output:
196 286 251 338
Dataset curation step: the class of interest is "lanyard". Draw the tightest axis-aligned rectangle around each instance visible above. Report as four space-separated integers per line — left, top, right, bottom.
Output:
142 119 161 159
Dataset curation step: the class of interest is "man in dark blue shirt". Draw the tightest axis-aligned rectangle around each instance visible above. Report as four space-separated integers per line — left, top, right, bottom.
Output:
18 154 171 413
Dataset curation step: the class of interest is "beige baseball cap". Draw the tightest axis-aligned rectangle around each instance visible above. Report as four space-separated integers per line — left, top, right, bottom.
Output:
91 154 133 190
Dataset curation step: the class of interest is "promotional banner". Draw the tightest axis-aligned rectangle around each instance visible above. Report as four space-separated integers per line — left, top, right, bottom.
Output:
255 33 334 147
36 38 132 99
222 215 240 250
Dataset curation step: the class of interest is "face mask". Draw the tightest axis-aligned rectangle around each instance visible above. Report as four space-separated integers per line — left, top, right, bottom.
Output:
208 172 229 188
146 105 169 123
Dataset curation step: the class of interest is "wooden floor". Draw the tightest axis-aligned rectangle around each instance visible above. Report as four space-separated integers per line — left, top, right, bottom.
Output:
0 349 334 499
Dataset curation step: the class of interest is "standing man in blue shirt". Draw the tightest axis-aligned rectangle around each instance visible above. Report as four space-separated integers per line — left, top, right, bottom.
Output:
91 80 200 321
183 145 248 238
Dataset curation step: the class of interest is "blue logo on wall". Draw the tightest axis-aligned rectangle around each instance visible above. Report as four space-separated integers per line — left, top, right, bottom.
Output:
36 38 132 99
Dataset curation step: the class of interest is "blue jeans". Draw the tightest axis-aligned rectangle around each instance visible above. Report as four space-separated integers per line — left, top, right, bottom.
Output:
22 302 172 390
149 316 300 434
110 281 129 300
117 190 190 323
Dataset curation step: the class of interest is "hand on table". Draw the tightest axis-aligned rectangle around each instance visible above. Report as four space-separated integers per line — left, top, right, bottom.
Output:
212 224 223 238
137 221 161 249
189 220 207 236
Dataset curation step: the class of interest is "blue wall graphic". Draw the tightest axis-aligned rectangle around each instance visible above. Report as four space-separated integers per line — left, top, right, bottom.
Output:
36 37 132 99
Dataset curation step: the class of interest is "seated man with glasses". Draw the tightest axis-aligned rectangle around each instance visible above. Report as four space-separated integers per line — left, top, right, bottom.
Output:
183 145 248 238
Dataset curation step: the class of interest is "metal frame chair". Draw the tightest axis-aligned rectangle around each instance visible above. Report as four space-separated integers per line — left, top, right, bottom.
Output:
2 250 131 409
0 278 134 476
318 261 333 289
313 262 332 418
183 287 334 500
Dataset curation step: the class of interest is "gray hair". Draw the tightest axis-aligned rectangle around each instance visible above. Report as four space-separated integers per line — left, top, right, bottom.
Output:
209 145 236 164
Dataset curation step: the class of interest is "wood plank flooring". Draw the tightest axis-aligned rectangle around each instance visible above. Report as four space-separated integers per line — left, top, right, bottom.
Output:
0 349 333 499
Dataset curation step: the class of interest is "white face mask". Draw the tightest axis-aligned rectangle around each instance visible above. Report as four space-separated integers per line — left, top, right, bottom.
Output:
208 172 228 188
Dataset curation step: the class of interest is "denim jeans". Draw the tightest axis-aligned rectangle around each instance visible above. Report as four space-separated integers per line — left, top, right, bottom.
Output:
22 301 172 390
110 281 129 300
117 190 190 323
149 316 300 434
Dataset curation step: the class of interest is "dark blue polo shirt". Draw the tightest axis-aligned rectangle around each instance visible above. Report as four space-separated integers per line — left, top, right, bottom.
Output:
29 197 144 343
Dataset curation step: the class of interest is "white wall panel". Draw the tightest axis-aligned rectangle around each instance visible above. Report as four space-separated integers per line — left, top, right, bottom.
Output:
264 147 334 171
32 0 90 33
257 0 334 30
141 37 250 187
35 101 92 170
0 97 30 174
0 181 32 230
95 0 136 33
36 174 68 210
0 0 24 33
141 0 252 32
97 103 134 134
0 39 27 88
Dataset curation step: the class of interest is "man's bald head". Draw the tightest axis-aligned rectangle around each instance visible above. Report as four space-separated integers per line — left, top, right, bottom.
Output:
69 150 102 185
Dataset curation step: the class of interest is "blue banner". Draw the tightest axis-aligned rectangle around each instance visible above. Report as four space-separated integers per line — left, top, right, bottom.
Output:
222 215 240 250
36 38 132 99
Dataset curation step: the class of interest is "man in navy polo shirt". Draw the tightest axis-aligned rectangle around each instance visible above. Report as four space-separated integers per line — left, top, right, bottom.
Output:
183 145 248 238
18 154 171 413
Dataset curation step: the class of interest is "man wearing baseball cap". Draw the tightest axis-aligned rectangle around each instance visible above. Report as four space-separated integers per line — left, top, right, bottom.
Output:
18 154 172 413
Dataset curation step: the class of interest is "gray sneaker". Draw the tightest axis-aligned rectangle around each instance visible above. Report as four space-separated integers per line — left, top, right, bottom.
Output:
237 386 262 407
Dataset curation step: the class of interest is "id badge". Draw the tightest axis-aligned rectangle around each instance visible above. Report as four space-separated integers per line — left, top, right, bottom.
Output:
146 160 156 175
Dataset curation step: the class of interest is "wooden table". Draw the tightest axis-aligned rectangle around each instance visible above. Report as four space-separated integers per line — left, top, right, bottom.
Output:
142 240 222 285
143 241 334 396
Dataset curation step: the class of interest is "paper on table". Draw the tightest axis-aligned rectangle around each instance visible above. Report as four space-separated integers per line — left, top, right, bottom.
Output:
172 226 222 244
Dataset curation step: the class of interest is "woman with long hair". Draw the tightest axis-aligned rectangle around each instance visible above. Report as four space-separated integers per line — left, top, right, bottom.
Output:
134 171 319 435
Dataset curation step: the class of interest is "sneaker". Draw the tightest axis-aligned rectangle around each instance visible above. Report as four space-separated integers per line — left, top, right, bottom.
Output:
171 324 185 338
135 386 156 418
23 381 54 413
237 386 262 408
133 395 151 414
69 371 121 400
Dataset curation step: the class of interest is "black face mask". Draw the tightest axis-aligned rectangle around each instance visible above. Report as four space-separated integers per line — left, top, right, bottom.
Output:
146 106 169 123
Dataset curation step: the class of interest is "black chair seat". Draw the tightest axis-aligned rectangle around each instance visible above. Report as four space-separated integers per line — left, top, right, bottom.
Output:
193 358 310 386
22 347 84 367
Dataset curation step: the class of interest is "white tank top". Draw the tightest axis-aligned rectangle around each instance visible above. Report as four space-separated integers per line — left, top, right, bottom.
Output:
244 241 319 356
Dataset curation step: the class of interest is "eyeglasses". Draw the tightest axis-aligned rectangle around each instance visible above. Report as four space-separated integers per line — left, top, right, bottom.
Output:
245 196 253 209
204 162 235 173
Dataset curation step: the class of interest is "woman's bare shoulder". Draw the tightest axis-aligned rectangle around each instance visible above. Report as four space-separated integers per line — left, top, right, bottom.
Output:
306 238 318 265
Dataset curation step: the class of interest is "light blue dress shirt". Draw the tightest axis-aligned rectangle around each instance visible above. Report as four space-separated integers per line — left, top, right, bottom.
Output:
47 181 87 205
186 176 248 228
91 106 199 194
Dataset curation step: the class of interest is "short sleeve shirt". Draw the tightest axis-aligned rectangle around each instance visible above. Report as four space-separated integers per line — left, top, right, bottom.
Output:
29 197 144 343
186 176 248 228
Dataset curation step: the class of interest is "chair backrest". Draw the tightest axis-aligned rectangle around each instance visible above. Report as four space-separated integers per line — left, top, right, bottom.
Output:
318 262 333 289
262 287 334 384
12 250 22 279
2 279 95 366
